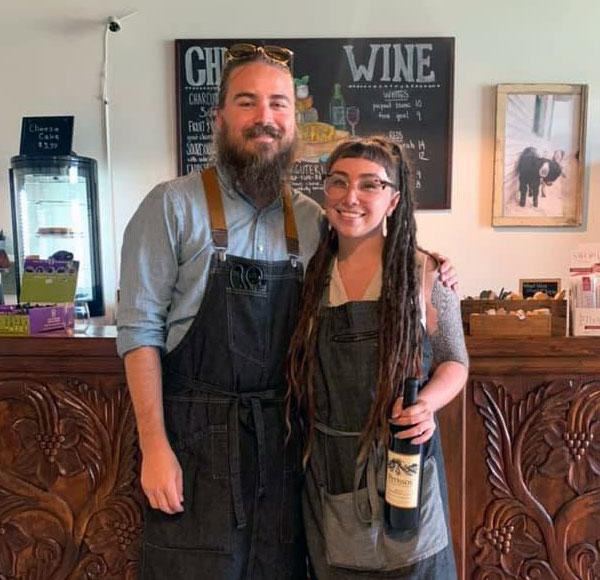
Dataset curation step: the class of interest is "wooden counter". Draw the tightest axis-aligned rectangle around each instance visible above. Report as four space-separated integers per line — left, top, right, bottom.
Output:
461 336 600 580
0 328 142 580
1 333 599 579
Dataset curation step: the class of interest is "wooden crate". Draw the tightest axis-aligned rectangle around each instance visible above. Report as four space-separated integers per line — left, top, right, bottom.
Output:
461 299 567 336
469 313 551 337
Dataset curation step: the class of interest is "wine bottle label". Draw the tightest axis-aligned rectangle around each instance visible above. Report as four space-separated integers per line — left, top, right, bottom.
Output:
385 449 421 508
331 106 346 128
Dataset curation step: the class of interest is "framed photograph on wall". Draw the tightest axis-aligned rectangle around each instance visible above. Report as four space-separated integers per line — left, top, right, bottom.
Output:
492 83 587 227
175 38 455 209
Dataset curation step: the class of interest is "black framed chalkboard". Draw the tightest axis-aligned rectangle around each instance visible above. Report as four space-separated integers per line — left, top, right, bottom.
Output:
19 116 74 156
175 38 454 209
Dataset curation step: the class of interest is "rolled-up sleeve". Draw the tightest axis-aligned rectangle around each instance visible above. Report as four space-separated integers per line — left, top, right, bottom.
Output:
116 184 182 357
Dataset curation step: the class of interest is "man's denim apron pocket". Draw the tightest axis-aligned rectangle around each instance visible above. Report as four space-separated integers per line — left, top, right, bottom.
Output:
143 398 232 553
226 287 269 366
321 456 448 572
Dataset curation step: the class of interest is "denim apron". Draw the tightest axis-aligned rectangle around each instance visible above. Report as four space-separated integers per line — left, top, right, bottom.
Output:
303 300 457 579
140 168 306 579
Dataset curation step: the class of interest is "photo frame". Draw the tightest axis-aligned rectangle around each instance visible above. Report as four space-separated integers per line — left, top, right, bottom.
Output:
492 84 587 227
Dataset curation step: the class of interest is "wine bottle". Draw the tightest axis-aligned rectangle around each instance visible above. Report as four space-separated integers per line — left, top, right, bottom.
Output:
385 377 424 531
329 83 347 131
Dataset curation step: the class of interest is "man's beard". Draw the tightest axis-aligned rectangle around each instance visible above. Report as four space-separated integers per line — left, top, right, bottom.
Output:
216 122 298 208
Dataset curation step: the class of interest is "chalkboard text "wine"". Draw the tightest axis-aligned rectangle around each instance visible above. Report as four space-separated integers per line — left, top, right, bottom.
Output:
343 44 436 83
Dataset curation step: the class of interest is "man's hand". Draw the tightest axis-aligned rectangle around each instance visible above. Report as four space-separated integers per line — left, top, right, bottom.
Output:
431 252 458 292
123 347 184 514
141 438 184 514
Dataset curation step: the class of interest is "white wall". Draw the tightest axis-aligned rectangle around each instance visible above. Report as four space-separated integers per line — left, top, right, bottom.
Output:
1 0 598 321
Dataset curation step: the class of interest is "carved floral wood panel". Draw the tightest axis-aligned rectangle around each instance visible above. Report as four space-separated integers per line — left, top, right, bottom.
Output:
473 379 600 580
0 378 143 580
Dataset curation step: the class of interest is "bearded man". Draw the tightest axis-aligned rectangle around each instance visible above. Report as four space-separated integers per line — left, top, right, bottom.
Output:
118 45 321 580
117 44 458 580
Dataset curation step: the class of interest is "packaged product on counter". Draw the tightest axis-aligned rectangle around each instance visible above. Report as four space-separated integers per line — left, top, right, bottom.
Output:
0 257 78 335
570 244 600 336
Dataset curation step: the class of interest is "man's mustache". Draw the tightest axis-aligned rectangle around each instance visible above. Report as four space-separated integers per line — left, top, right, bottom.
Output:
243 124 283 140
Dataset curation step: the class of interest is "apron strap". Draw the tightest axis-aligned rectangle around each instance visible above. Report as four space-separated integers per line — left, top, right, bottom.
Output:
353 444 383 526
315 420 383 527
201 167 228 260
251 398 267 498
202 168 301 265
165 370 283 529
230 394 277 528
282 185 300 265
315 422 361 437
228 401 247 529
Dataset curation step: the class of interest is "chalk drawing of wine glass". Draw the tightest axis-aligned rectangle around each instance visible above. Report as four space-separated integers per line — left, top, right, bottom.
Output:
346 106 360 136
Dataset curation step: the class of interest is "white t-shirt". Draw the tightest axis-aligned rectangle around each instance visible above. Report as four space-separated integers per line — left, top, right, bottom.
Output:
326 253 428 329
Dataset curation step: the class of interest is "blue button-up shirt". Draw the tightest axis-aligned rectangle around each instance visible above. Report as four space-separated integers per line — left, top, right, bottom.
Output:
116 166 323 357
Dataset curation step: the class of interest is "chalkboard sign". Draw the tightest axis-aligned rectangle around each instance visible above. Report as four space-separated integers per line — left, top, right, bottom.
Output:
520 278 561 298
19 116 74 156
175 38 454 209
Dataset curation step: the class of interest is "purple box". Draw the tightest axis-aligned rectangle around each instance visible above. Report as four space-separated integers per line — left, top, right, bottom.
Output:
0 304 74 335
0 257 78 335
28 305 74 333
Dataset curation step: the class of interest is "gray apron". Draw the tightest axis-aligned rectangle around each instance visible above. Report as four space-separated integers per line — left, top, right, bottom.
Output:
140 168 306 579
303 300 457 579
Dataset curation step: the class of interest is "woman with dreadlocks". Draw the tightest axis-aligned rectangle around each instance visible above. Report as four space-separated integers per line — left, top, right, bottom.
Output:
287 136 468 579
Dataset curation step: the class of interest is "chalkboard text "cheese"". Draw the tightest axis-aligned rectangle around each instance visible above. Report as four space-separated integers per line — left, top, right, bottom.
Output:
185 47 227 87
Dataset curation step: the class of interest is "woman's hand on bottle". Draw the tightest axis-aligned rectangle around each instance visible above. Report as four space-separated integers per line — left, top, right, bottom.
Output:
390 398 436 445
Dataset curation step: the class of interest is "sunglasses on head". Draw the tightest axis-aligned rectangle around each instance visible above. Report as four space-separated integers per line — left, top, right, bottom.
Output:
224 43 294 72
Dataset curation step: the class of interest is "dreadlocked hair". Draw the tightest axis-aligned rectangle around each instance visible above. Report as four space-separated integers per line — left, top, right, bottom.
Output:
286 136 423 468
285 223 337 465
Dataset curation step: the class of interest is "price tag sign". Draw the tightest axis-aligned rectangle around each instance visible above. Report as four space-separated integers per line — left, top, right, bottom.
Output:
19 116 74 156
519 278 561 299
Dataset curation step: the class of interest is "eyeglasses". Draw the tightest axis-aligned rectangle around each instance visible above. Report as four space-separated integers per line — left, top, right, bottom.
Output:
323 174 396 200
224 43 294 71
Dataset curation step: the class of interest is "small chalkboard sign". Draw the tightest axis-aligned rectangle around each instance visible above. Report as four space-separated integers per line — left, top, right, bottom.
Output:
19 116 74 156
519 278 561 299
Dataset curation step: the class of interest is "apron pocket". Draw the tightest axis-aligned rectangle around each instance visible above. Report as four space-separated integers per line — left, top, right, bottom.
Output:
322 485 386 571
226 288 269 366
144 446 232 553
331 330 378 343
322 456 448 571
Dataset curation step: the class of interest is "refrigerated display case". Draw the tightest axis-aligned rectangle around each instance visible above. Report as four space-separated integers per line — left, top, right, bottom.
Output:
9 155 104 316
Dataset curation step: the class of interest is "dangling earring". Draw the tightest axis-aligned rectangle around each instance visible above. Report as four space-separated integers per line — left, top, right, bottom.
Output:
323 209 332 232
382 216 388 238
